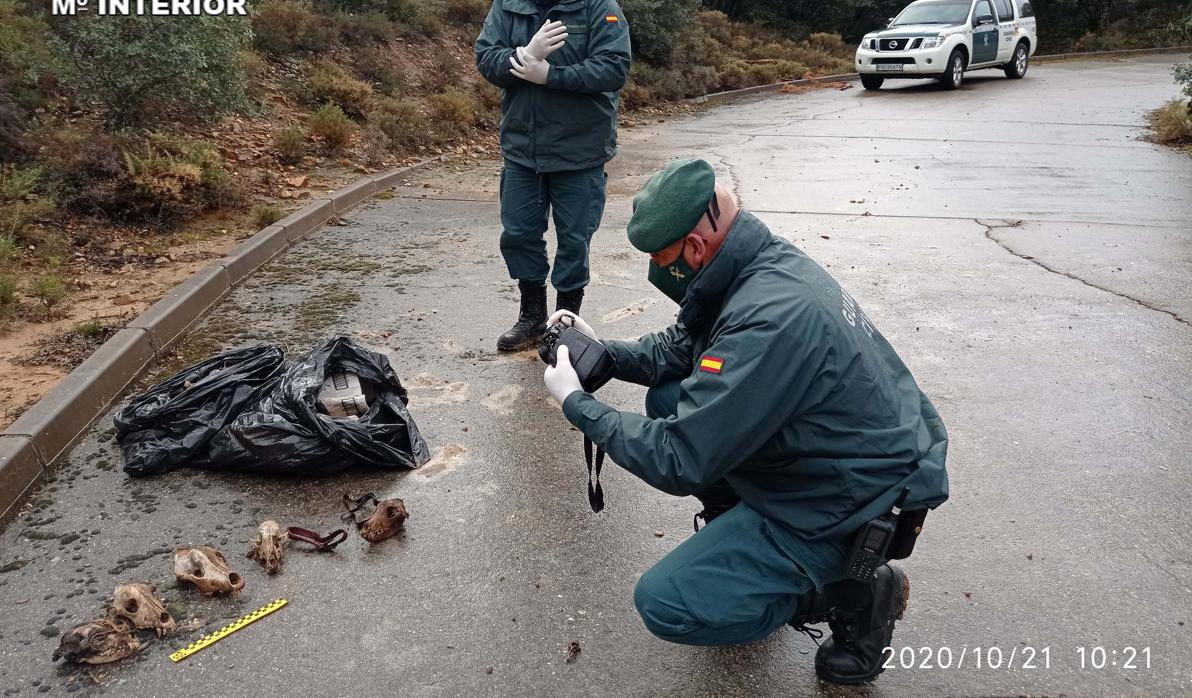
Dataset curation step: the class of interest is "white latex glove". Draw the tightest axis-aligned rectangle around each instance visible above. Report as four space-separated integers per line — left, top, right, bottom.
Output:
544 344 583 406
525 19 568 59
510 47 550 85
547 310 597 340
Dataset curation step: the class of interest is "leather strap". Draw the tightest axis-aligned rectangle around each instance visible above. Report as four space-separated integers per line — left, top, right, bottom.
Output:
341 492 379 528
584 436 605 513
286 527 348 551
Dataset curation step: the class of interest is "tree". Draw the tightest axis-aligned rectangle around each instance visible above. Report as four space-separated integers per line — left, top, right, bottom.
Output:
624 0 702 63
52 16 251 129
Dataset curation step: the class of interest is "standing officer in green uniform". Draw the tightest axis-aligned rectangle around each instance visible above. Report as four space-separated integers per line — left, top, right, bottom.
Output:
475 0 631 351
541 159 950 684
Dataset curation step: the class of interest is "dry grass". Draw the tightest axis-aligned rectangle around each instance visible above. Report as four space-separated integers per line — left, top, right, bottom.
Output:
1150 99 1192 145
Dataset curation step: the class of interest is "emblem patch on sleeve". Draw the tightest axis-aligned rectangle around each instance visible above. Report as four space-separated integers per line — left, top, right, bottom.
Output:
699 356 724 374
605 14 619 22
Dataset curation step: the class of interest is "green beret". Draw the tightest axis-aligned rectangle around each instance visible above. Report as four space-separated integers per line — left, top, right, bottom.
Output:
627 159 716 253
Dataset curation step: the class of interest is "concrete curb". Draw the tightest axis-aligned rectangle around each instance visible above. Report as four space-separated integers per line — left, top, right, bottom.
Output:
686 45 1192 105
0 155 446 524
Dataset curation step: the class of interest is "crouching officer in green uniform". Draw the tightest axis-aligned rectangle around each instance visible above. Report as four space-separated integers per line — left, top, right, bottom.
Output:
475 0 631 351
541 159 949 684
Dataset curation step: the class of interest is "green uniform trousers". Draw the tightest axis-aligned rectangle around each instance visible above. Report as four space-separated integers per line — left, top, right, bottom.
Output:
634 381 849 646
499 160 607 293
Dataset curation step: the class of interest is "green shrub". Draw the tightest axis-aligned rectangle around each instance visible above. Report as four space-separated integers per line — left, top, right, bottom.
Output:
443 0 489 24
52 16 251 128
307 60 373 117
240 49 269 83
427 90 476 128
29 272 66 310
0 273 16 310
275 126 308 164
805 32 852 60
75 320 108 338
355 45 405 95
309 103 356 149
251 203 285 228
338 12 395 44
620 79 653 109
0 0 53 112
475 82 503 128
697 9 735 45
0 234 17 263
368 96 428 147
421 51 464 93
0 165 55 239
0 90 28 163
1175 61 1192 100
1151 99 1192 144
622 0 700 64
44 131 239 223
253 0 339 56
361 122 392 164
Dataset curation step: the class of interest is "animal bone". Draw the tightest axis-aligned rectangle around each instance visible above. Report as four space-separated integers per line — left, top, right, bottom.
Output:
247 520 288 575
174 546 245 595
359 498 408 543
343 492 409 543
109 582 176 636
52 619 140 664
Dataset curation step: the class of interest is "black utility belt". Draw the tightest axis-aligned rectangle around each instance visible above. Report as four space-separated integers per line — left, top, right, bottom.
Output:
844 488 928 581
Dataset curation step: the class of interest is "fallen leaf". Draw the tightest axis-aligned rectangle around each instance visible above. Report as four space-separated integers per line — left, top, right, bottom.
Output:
565 641 581 663
963 591 972 599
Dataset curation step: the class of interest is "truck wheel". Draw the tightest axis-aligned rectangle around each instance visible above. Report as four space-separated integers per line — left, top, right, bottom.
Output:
939 49 965 90
1004 42 1029 79
861 75 884 90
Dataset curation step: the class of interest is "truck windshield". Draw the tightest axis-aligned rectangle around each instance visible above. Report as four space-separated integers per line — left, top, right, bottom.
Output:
892 0 971 26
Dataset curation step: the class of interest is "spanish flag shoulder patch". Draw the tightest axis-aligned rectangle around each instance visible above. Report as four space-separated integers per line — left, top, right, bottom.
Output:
605 15 619 22
699 356 724 374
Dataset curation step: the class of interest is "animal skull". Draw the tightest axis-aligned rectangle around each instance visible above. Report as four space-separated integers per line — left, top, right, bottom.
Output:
359 498 409 543
52 619 140 664
174 546 245 595
247 520 288 575
109 583 176 636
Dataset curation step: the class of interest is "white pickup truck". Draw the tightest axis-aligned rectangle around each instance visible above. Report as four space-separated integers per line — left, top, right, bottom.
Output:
854 0 1038 90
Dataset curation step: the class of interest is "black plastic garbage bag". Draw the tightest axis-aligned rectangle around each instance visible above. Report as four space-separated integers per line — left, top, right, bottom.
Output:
116 345 286 476
206 336 431 475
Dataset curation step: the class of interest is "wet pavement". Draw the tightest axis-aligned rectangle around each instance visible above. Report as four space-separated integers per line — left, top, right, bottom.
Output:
2 55 1190 696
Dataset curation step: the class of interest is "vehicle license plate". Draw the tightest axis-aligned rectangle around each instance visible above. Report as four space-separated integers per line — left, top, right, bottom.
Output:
876 64 904 72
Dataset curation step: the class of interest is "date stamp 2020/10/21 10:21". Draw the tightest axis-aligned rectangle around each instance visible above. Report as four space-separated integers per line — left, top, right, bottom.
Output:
882 646 1154 671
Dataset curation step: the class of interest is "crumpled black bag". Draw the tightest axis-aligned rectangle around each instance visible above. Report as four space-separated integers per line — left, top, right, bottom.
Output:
205 336 431 475
116 345 286 476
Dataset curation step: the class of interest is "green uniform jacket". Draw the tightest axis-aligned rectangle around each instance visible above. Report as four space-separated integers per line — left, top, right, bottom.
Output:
475 0 631 172
562 212 950 550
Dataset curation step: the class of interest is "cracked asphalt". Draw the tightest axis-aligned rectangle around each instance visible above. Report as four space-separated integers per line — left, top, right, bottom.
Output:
1 55 1190 697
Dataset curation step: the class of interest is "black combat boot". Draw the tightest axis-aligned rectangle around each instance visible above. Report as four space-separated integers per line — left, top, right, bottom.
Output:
815 564 910 685
555 288 584 315
787 587 835 643
497 280 548 352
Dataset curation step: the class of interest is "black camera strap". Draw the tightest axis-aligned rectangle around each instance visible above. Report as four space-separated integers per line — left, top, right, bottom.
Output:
583 436 605 512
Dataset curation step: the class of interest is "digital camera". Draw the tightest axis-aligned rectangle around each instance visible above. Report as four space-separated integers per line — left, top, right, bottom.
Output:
539 323 615 393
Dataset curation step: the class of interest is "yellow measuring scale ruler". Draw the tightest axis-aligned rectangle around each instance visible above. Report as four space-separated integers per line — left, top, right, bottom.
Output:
169 598 288 662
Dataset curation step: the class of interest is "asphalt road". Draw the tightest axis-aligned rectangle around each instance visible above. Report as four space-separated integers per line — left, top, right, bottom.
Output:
1 55 1190 697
